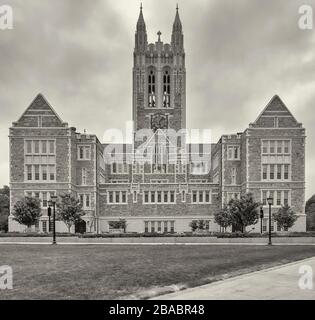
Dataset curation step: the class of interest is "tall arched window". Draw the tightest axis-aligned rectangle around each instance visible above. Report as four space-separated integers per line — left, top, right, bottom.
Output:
148 69 156 108
163 69 171 108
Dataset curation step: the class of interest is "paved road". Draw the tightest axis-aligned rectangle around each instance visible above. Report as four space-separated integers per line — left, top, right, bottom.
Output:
152 257 315 300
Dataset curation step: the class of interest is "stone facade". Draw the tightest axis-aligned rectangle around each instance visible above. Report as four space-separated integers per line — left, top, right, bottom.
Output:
8 7 306 233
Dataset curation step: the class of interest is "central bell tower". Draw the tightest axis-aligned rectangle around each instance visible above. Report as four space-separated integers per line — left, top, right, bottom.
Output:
132 5 186 134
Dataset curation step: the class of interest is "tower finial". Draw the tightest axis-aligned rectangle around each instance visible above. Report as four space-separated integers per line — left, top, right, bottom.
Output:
157 30 162 42
176 3 179 11
140 2 143 10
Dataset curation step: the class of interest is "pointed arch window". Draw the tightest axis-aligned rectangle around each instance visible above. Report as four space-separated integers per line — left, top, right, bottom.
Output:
163 69 171 108
148 69 156 108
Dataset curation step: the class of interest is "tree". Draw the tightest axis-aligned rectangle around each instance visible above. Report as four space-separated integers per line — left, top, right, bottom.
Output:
198 220 206 231
228 193 260 233
214 206 232 232
306 194 315 231
12 197 42 230
0 186 10 232
189 220 198 232
189 220 208 232
108 219 127 232
273 205 298 231
56 193 85 233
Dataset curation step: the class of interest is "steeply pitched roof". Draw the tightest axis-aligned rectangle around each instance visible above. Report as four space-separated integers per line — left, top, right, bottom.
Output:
250 95 302 128
13 93 67 128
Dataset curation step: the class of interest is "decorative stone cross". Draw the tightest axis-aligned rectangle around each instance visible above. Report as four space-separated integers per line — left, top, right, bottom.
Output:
157 30 162 42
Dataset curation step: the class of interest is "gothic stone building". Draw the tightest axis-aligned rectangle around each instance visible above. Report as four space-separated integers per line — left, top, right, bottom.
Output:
8 7 306 233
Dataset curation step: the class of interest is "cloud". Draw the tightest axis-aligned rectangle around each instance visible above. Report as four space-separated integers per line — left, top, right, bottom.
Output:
0 0 314 198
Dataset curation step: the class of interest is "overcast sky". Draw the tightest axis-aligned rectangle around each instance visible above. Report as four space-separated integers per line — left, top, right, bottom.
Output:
0 0 314 198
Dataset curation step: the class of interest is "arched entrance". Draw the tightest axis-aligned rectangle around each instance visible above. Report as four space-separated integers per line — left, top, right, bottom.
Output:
75 220 86 234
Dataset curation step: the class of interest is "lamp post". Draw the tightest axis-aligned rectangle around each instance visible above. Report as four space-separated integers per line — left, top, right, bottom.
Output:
48 195 58 245
260 206 264 234
267 197 273 245
47 207 51 232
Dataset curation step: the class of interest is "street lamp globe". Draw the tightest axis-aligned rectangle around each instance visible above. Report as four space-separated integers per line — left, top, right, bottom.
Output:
267 197 273 206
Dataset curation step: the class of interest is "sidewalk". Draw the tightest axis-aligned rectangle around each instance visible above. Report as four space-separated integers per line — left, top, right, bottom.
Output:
152 257 315 300
0 236 315 245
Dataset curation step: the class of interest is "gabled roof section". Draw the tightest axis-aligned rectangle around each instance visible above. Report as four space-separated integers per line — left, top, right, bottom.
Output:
249 95 302 128
13 93 68 128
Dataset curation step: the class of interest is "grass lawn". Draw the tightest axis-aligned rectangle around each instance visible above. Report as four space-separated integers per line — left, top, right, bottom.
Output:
0 244 315 300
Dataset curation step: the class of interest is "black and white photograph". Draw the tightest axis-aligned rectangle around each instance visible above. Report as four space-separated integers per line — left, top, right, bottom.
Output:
0 0 315 315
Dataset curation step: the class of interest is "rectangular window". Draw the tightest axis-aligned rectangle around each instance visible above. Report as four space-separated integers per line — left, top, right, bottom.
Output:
42 221 47 233
181 191 186 202
170 221 175 233
227 146 240 160
158 221 162 233
34 165 40 181
164 191 168 203
284 141 290 154
49 165 55 181
144 191 149 203
262 141 268 154
121 192 127 203
262 165 267 180
151 221 155 233
277 165 282 180
262 191 267 206
78 146 91 160
284 191 289 206
151 192 155 203
270 141 275 154
85 195 90 208
115 192 120 203
42 165 47 181
26 141 32 154
164 221 168 233
34 141 40 154
199 191 203 203
192 191 197 203
109 192 113 204
170 191 175 203
277 191 281 206
79 147 84 160
145 221 149 233
27 165 32 181
157 191 162 203
277 141 283 154
231 167 236 185
82 168 87 185
284 165 289 180
49 141 55 154
262 219 267 232
133 191 137 203
270 165 275 180
42 192 48 208
41 141 47 154
205 192 210 203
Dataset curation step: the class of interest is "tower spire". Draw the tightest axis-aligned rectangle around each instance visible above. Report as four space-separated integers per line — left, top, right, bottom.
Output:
173 4 182 31
135 3 147 52
136 3 146 31
172 5 184 53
